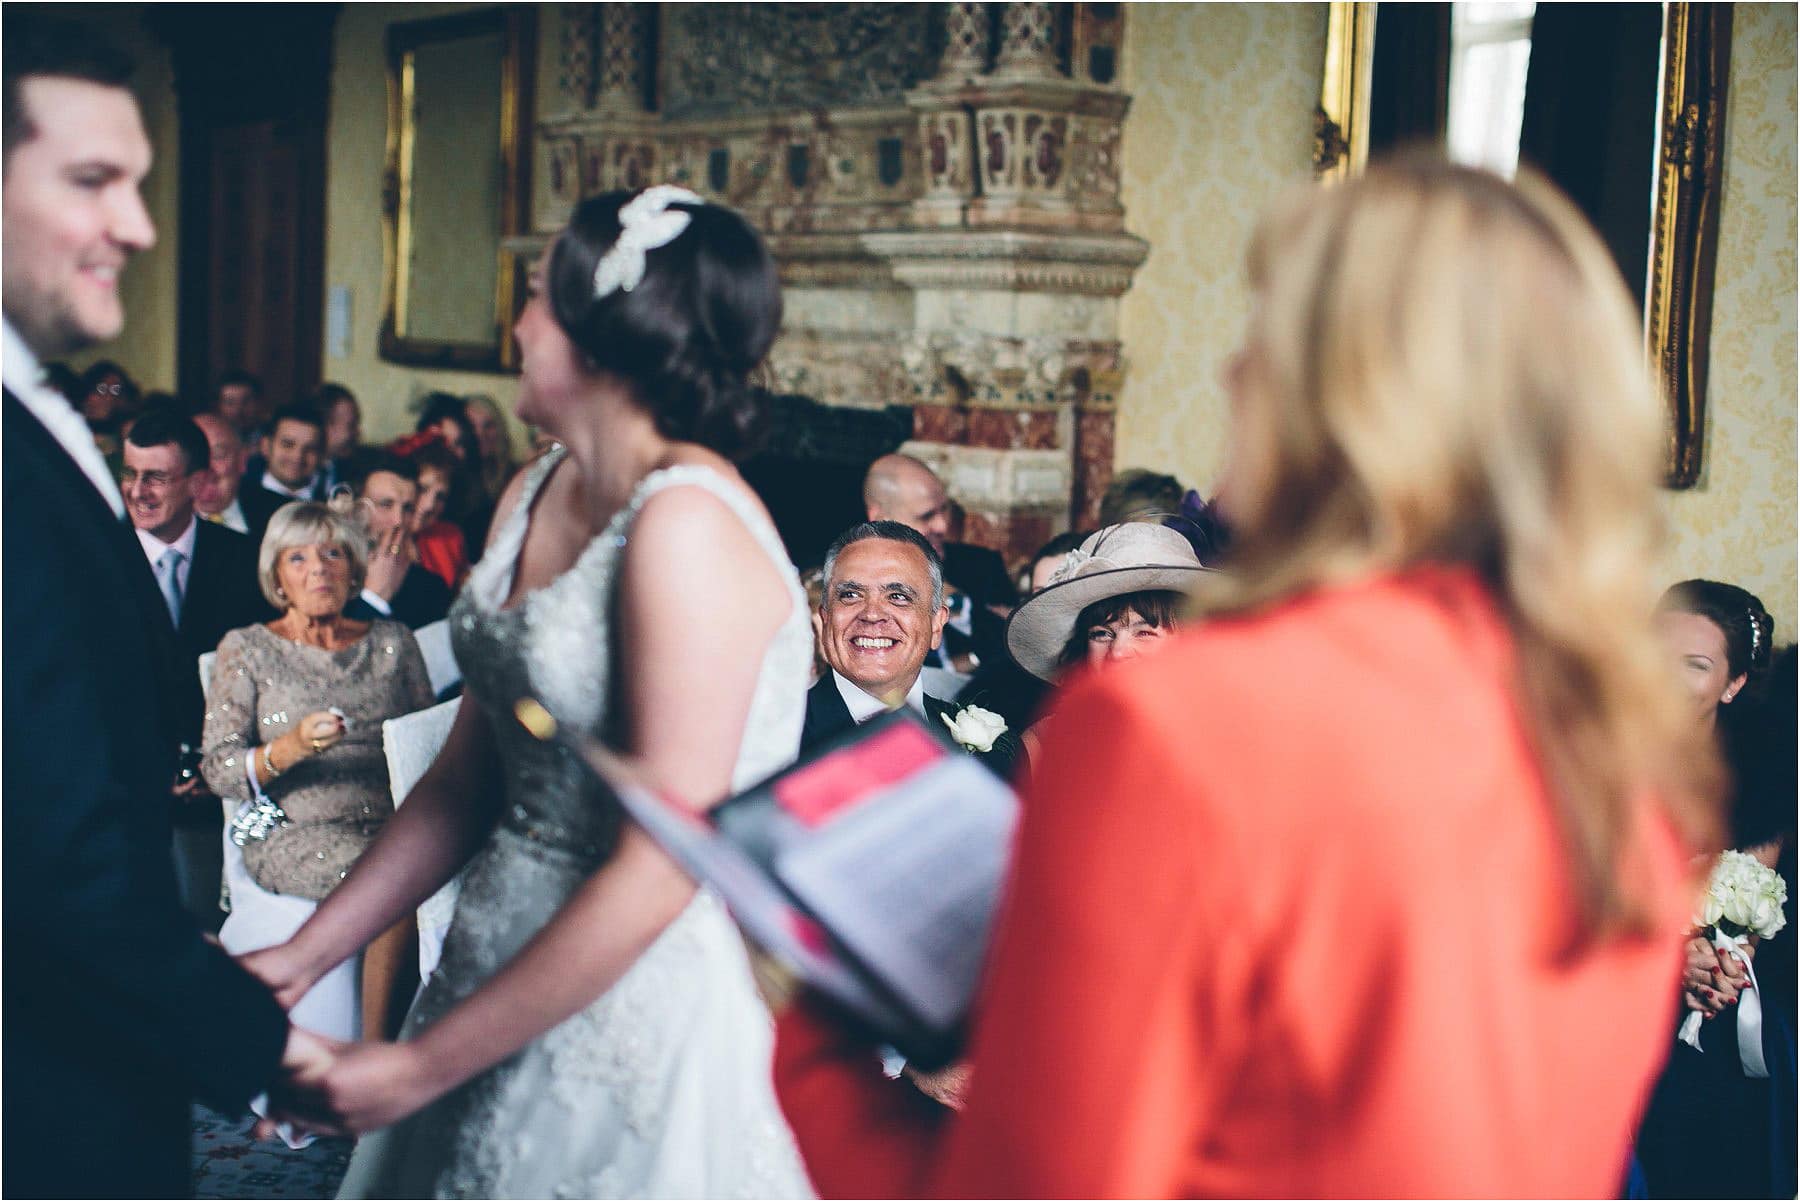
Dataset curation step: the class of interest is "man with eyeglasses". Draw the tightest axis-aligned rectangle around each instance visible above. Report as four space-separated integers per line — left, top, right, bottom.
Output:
123 408 273 929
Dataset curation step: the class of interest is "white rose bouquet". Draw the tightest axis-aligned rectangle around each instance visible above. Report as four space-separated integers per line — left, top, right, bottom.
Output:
1678 849 1788 1073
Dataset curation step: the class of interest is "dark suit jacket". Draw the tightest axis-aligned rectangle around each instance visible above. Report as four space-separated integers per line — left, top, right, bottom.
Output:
800 673 1016 780
938 541 1016 670
345 562 452 630
3 391 287 1198
238 479 318 547
178 520 276 721
942 541 1017 609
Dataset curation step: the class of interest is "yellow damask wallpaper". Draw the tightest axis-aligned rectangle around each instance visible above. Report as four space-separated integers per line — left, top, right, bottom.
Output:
1659 1 1797 640
1115 3 1326 496
1117 3 1797 638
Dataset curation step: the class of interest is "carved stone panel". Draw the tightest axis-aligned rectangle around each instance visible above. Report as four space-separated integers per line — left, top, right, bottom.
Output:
527 2 1147 560
659 4 938 120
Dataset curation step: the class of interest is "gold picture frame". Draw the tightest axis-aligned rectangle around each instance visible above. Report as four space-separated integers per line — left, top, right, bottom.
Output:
380 8 536 374
1315 2 1732 488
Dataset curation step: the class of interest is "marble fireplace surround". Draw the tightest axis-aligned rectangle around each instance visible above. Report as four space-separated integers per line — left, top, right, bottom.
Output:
511 3 1148 564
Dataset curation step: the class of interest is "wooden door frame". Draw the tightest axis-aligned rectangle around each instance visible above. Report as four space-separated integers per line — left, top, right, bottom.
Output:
151 5 337 411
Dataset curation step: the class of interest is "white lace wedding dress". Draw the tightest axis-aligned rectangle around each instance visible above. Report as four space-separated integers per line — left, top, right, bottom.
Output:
338 449 816 1199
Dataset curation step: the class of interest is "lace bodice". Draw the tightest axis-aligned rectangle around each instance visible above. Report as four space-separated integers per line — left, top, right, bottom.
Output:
447 447 811 864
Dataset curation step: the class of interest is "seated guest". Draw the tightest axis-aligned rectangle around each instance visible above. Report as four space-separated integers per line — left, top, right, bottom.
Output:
201 500 434 1040
1636 581 1793 1199
804 520 1016 779
211 368 263 439
1007 522 1206 683
465 392 518 505
239 401 326 543
951 528 1097 736
313 382 366 495
1098 467 1184 525
413 391 494 558
79 358 137 449
345 453 452 630
123 409 274 928
775 156 1711 1197
1020 529 1091 597
863 453 1015 672
1005 522 1206 769
192 411 251 533
407 441 470 590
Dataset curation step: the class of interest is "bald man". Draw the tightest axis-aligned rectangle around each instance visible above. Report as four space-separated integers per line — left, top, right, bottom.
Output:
862 454 1017 673
193 411 251 533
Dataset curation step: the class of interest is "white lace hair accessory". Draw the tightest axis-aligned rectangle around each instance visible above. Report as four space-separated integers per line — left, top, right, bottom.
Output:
592 185 704 300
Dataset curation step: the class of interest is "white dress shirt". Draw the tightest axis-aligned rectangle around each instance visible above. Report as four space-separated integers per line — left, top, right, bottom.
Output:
259 469 319 501
136 516 199 607
830 668 927 723
2 319 125 518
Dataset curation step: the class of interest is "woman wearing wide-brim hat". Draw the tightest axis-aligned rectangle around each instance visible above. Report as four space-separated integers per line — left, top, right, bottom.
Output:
1004 521 1211 765
1006 520 1211 681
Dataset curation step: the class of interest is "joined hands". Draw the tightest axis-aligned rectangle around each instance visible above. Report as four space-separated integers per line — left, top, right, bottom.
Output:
242 945 443 1139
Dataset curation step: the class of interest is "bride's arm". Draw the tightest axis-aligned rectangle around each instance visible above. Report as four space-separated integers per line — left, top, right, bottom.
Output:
299 485 791 1133
242 468 542 1007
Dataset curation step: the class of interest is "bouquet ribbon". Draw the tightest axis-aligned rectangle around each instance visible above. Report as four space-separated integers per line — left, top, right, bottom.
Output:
1676 929 1768 1079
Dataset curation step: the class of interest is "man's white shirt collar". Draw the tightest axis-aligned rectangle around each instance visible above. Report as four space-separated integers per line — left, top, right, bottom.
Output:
261 469 318 501
831 668 927 724
204 496 248 534
2 319 125 518
135 514 198 566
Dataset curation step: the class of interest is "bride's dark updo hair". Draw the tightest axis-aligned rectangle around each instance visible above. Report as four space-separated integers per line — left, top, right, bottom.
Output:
547 189 782 459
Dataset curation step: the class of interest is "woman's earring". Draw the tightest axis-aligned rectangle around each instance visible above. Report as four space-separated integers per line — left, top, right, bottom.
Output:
1723 689 1736 703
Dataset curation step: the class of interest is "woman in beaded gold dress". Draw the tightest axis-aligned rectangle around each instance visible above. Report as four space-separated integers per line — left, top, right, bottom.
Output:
202 500 434 1041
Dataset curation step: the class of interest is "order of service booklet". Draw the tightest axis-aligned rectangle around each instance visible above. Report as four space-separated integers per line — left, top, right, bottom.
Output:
512 698 1019 1069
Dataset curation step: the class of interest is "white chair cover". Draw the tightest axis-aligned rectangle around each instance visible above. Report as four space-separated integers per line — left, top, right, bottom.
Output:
199 650 359 1043
413 619 461 697
382 697 463 980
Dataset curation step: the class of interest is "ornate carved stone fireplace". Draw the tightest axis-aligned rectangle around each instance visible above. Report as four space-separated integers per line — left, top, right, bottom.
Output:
522 3 1146 566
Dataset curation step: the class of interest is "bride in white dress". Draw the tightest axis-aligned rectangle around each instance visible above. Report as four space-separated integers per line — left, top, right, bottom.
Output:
240 186 815 1198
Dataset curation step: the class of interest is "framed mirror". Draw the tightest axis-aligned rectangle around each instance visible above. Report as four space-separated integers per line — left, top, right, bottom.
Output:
381 8 535 373
1315 2 1731 488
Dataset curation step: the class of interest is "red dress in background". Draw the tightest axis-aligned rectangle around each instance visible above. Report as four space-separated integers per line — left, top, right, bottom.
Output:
774 566 1693 1199
415 521 467 592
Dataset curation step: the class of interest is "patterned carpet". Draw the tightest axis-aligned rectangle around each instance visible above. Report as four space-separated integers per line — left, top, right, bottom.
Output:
192 1104 353 1199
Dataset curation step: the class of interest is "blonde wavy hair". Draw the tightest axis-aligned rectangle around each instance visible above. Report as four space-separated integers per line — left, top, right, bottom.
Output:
257 497 368 611
1197 154 1718 942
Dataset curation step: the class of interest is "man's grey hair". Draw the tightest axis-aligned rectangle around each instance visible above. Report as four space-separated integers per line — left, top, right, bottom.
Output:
819 520 945 611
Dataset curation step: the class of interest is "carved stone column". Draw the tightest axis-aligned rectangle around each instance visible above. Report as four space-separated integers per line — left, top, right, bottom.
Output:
906 3 991 228
936 2 991 81
557 5 598 111
594 2 651 113
992 2 1060 79
587 4 659 195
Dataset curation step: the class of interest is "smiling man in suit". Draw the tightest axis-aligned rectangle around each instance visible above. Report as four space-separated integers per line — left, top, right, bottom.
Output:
802 520 960 749
123 407 274 929
2 14 317 1195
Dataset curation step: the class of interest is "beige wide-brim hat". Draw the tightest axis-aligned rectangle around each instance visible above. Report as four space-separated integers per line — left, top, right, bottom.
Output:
1005 522 1211 680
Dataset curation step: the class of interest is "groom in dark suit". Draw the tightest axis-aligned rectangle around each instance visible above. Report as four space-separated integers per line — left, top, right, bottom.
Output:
2 16 314 1196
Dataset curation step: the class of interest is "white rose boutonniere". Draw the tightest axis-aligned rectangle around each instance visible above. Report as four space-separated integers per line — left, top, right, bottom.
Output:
941 704 1007 753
